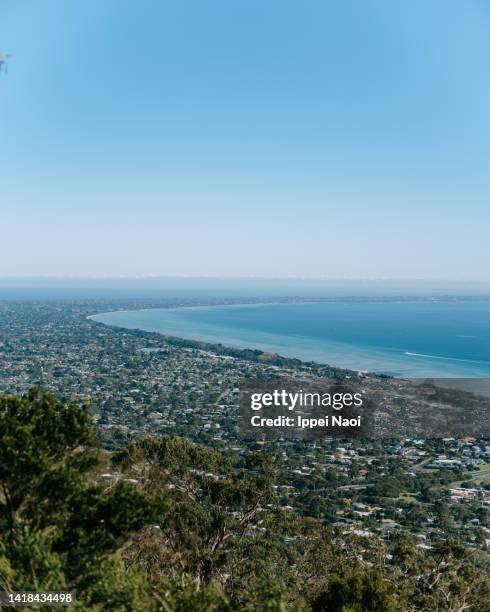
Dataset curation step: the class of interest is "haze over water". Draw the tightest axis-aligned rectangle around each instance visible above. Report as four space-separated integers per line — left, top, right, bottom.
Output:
92 300 490 378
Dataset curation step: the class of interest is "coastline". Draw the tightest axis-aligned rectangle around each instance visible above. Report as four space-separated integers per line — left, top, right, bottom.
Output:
88 299 490 379
88 306 354 376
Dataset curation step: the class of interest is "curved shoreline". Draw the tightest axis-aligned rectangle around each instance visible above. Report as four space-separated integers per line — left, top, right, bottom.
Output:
88 301 490 378
88 301 380 375
88 303 345 367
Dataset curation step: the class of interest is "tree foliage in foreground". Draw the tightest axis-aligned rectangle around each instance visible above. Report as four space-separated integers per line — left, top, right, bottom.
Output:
0 391 488 610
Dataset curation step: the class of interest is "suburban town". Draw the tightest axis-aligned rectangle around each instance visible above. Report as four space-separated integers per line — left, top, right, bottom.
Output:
1 298 489 557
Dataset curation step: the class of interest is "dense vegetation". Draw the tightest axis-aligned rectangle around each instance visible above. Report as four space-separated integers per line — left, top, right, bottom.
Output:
0 391 488 610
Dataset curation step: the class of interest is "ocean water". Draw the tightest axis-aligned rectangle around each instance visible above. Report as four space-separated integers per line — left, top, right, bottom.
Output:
91 300 490 378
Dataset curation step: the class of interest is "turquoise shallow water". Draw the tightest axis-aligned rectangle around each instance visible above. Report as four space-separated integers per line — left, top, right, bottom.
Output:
92 300 490 377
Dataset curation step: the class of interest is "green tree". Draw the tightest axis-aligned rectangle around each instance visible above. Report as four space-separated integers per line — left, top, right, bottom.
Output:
114 437 280 587
0 390 155 608
311 568 400 612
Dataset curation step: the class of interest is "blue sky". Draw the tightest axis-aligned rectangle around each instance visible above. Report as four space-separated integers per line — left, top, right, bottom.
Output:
1 0 489 280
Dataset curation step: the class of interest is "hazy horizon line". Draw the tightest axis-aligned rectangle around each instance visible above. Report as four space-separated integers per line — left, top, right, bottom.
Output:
2 275 490 284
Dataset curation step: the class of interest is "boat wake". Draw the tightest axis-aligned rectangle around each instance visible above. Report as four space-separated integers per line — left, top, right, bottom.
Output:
405 351 490 365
